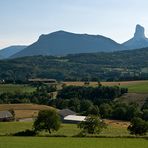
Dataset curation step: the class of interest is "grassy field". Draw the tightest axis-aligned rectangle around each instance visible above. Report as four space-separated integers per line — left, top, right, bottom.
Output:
0 121 130 137
0 122 33 135
0 121 147 148
124 81 148 93
0 104 54 119
0 84 36 93
0 137 147 148
64 80 148 93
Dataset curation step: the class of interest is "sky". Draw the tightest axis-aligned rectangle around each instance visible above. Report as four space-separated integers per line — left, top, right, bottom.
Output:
1 0 148 49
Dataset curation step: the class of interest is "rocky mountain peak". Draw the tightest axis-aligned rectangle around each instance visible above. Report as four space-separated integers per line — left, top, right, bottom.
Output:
134 24 145 39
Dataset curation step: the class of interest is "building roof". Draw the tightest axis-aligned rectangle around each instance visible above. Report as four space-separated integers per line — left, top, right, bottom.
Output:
64 115 86 122
58 109 76 118
28 78 57 82
0 111 13 119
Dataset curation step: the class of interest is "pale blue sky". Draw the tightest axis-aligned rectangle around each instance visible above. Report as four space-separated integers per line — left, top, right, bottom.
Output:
1 0 148 48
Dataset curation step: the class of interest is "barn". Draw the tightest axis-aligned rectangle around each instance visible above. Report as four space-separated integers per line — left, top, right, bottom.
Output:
58 109 86 124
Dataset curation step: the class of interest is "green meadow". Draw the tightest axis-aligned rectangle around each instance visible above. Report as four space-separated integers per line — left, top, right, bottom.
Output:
125 81 148 93
0 137 148 148
0 84 35 94
0 122 132 137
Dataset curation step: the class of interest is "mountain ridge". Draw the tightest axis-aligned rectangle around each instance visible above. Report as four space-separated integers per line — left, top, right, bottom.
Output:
11 30 126 58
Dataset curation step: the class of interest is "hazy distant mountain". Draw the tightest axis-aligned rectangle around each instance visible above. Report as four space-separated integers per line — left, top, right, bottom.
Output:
11 31 126 58
0 46 27 59
122 24 148 49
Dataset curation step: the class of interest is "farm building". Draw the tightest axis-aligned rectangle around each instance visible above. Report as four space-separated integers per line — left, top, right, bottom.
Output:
58 109 86 124
28 78 57 84
63 115 86 124
59 109 76 118
0 110 13 122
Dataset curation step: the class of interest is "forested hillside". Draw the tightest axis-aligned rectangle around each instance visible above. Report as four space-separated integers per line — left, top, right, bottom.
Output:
0 48 148 82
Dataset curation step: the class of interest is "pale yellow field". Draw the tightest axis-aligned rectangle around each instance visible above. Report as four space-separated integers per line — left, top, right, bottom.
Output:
0 104 54 119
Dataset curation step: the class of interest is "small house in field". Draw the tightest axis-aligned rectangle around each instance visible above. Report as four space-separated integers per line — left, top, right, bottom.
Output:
0 111 13 122
58 109 86 124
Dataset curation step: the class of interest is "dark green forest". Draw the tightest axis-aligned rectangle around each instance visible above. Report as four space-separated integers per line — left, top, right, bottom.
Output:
0 48 148 82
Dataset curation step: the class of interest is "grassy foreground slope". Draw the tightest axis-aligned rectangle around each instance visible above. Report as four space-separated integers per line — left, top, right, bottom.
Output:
0 137 148 148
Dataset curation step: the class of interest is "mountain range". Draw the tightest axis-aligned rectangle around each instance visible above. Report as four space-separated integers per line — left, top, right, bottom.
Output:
0 24 148 59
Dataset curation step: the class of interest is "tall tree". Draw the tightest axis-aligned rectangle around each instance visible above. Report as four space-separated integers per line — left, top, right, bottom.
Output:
33 109 61 134
78 115 106 134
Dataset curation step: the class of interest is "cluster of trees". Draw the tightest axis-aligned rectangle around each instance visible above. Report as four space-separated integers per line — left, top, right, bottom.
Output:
98 100 148 122
0 91 50 104
99 102 141 121
49 86 148 123
50 98 100 115
56 86 128 104
128 117 148 136
49 86 128 116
